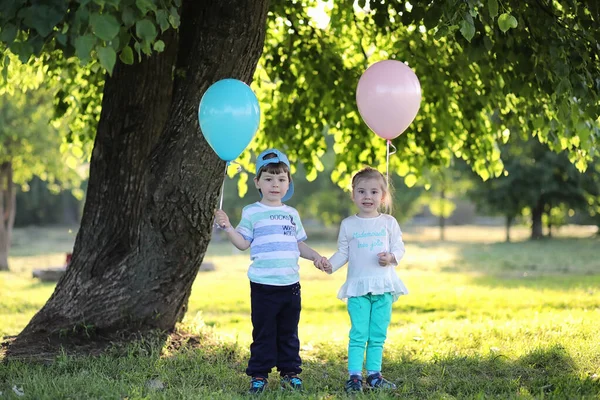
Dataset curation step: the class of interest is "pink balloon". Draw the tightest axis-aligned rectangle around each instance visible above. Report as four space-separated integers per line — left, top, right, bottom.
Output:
356 60 422 140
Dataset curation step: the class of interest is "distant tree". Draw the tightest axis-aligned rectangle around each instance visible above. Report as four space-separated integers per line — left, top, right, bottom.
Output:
420 160 474 240
469 137 600 240
15 178 83 227
0 65 84 270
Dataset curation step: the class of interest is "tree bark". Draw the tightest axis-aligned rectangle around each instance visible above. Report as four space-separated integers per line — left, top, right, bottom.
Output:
0 161 15 271
530 200 544 239
8 0 269 354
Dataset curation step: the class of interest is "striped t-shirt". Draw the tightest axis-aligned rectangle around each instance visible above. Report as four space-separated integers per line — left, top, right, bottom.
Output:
236 202 307 286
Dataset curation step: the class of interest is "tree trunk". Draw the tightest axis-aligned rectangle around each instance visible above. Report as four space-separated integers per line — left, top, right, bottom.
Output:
439 189 446 241
530 200 544 239
61 191 79 225
8 0 269 354
505 215 512 243
0 161 15 271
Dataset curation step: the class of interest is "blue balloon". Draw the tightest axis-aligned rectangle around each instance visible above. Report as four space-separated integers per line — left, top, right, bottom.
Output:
198 79 260 161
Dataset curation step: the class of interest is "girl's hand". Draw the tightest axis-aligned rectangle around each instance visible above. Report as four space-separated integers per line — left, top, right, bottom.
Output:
377 252 396 266
214 210 232 230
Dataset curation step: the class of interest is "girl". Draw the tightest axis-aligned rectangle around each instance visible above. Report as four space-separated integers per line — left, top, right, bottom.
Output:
322 166 408 393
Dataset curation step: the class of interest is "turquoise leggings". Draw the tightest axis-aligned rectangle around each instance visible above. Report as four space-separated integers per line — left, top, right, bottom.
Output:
347 292 393 373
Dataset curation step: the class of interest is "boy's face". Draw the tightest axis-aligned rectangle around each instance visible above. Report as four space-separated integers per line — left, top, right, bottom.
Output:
254 171 290 206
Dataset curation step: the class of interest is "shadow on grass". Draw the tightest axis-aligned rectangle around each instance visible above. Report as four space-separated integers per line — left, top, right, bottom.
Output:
2 330 598 399
369 344 600 399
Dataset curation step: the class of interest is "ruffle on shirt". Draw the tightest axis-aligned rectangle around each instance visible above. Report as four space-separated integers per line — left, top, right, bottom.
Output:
337 275 408 302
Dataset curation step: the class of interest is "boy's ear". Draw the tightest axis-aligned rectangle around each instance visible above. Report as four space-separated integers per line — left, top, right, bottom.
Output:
253 177 259 189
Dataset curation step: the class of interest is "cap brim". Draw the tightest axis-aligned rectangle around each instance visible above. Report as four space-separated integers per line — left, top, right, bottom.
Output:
282 181 294 202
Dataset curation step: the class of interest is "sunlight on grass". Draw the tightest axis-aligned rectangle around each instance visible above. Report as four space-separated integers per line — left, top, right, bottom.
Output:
2 225 599 398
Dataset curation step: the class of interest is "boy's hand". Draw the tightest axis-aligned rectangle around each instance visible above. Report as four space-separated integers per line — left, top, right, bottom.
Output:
214 210 232 230
377 252 396 266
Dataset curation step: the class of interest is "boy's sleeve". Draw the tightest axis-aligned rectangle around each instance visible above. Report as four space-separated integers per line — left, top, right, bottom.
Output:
294 210 308 242
236 207 254 242
329 220 349 273
389 217 405 265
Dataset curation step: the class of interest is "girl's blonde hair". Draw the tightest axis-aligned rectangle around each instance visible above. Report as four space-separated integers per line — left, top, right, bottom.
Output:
351 166 394 214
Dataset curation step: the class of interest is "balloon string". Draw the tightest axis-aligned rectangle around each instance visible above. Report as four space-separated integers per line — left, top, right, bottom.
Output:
385 140 392 190
218 162 229 210
388 140 397 156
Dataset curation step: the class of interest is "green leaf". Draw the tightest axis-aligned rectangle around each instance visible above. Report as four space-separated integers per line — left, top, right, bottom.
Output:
133 41 142 60
0 24 18 44
136 0 157 15
404 174 417 188
90 13 121 41
1 56 10 82
152 40 165 52
119 45 134 64
56 32 67 46
483 36 493 51
168 7 180 28
9 41 34 64
155 9 170 32
135 19 157 42
140 41 152 55
74 34 96 63
488 0 498 19
19 5 64 37
97 46 117 74
460 17 475 42
122 7 137 28
498 13 518 33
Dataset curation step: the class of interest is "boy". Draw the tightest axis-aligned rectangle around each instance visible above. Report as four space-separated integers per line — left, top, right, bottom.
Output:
214 148 326 394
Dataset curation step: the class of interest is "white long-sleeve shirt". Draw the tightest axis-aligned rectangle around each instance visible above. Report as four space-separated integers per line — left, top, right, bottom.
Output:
329 214 408 301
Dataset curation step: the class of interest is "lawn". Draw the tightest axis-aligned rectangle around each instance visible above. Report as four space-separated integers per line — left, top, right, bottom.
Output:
1 225 599 399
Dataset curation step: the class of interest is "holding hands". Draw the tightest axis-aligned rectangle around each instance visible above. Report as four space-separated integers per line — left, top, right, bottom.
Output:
377 252 396 266
314 256 332 274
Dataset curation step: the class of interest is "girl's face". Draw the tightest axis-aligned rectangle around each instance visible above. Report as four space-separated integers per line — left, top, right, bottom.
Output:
352 177 385 218
254 171 290 206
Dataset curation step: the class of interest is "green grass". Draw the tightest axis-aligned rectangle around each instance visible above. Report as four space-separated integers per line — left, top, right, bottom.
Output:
1 225 599 399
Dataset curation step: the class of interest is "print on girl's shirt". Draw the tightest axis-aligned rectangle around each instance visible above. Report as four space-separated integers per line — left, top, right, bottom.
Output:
357 238 384 251
354 229 386 251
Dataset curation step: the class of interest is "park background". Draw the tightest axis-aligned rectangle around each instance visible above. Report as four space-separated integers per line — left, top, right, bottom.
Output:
1 0 600 398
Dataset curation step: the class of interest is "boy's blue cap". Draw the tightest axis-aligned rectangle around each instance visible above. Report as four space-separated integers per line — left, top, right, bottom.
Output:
255 148 294 202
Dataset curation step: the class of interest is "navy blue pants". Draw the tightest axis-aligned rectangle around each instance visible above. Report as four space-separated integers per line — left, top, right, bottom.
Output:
246 281 302 378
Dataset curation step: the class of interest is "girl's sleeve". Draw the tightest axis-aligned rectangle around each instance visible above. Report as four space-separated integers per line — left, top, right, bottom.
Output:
329 220 349 273
389 217 405 265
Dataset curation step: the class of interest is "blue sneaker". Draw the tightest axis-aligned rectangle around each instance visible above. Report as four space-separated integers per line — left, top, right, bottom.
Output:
366 373 396 390
249 376 267 394
345 375 363 393
280 374 303 391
